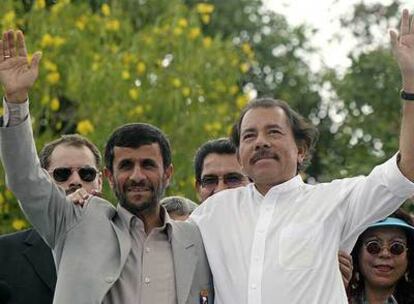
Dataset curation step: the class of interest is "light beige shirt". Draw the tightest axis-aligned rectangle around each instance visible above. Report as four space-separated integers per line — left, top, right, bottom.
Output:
103 205 177 304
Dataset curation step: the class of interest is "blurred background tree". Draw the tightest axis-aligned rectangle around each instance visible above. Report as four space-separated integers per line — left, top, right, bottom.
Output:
1 0 411 232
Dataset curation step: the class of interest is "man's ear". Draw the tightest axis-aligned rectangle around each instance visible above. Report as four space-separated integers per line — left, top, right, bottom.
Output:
163 164 173 187
104 168 114 189
296 142 308 167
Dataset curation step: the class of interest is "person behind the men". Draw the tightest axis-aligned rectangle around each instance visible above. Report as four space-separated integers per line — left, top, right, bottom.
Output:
161 196 198 221
348 209 414 304
0 134 102 304
0 30 213 304
190 9 414 304
194 138 248 202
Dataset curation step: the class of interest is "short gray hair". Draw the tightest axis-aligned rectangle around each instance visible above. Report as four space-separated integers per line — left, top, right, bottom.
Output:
161 196 198 216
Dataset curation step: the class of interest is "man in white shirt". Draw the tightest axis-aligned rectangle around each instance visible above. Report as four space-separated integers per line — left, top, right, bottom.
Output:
190 9 414 304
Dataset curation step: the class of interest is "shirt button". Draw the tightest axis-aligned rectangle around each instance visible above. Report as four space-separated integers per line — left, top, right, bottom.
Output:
145 247 150 253
251 283 257 289
144 276 151 284
105 276 115 283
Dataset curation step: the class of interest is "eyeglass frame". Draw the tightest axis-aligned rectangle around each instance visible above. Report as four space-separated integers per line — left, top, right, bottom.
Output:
48 166 100 183
363 239 408 256
199 172 247 189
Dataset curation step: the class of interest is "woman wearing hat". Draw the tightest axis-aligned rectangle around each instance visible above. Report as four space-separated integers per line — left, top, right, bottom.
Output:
348 209 414 303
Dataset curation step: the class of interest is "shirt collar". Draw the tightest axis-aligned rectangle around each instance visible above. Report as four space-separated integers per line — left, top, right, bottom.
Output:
250 174 304 200
117 204 173 241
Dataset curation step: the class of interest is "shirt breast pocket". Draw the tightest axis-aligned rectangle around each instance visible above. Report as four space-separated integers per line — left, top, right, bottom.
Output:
278 223 322 270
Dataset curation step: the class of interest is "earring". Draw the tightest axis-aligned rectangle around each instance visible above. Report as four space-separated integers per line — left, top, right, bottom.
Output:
355 271 360 282
405 272 410 282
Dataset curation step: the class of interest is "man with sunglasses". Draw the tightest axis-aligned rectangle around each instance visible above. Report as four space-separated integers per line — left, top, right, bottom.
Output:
0 30 213 304
0 134 102 304
194 138 249 202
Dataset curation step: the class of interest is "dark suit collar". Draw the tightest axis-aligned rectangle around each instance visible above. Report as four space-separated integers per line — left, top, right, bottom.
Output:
23 229 56 291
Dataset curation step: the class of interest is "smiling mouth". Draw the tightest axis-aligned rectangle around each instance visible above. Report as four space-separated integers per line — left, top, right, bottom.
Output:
374 265 394 272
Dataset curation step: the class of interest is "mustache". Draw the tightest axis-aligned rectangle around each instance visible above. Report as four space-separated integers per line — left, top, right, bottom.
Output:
123 179 154 191
250 148 279 164
65 185 81 195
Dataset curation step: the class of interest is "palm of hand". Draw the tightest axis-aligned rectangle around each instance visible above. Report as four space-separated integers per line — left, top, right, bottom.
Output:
0 56 35 96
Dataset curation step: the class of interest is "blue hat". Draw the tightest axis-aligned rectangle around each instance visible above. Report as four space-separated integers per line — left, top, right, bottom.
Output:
368 217 414 233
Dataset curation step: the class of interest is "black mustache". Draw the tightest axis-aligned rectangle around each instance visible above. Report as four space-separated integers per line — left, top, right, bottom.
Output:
65 185 81 195
250 149 279 164
124 179 153 191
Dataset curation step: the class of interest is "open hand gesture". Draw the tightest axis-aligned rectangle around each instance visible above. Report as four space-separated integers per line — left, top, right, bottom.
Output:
390 9 414 89
0 30 41 103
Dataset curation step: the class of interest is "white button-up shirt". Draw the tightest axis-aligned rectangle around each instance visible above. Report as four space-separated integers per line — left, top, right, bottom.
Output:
191 156 414 304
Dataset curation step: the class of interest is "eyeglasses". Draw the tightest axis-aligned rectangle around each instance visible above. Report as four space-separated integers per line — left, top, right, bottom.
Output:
49 167 99 183
200 173 246 189
364 240 408 256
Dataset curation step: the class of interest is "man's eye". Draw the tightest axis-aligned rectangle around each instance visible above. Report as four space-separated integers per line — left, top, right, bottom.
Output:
119 161 133 170
242 133 254 140
142 160 157 169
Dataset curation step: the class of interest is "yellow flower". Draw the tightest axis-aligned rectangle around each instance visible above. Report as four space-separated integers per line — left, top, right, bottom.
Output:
229 85 239 95
240 62 250 73
106 19 120 31
50 97 60 111
122 53 134 65
43 59 57 72
0 193 4 205
12 219 27 231
46 72 60 85
41 95 49 105
173 27 183 36
182 87 191 97
132 105 144 116
201 14 211 24
4 11 15 25
203 37 212 48
196 3 214 14
178 18 188 28
171 78 182 88
236 95 248 109
129 88 140 100
188 27 201 39
136 62 146 75
41 34 54 48
77 120 94 135
53 36 66 47
34 0 46 9
41 34 65 48
101 3 111 16
76 16 87 31
122 70 130 80
92 62 99 71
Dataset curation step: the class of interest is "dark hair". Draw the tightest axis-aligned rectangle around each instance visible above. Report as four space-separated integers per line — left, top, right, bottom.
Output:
39 134 101 169
161 196 198 216
194 138 237 182
104 123 171 172
348 209 414 303
230 98 318 172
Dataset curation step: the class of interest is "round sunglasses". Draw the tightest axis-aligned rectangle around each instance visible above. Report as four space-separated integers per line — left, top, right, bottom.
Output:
364 240 408 256
49 167 98 183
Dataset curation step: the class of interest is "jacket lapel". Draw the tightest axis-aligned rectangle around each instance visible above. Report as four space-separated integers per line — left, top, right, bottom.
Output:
171 223 197 304
23 230 57 291
110 216 131 270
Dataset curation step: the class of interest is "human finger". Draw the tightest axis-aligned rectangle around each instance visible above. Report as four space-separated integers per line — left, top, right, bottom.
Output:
390 29 398 48
7 30 16 57
16 30 27 58
3 32 10 59
401 9 410 36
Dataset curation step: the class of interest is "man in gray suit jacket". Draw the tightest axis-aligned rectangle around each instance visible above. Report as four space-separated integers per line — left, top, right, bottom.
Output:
0 30 213 304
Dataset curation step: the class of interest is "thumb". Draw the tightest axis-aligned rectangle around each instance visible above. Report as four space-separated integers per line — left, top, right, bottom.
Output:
30 51 42 71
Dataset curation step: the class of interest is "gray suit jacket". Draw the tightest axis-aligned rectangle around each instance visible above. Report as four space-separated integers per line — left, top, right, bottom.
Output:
0 117 214 304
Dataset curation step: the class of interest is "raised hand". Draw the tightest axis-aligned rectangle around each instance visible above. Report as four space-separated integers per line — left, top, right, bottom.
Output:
390 9 414 91
0 30 42 103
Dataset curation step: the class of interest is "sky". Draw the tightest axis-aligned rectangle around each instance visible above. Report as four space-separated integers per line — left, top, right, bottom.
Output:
263 0 411 72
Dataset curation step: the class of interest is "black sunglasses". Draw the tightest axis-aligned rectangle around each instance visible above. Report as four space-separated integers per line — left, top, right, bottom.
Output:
50 167 98 183
200 173 246 189
364 240 408 256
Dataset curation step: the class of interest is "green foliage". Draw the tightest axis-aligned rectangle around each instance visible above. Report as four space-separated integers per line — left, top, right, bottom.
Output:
0 0 250 233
